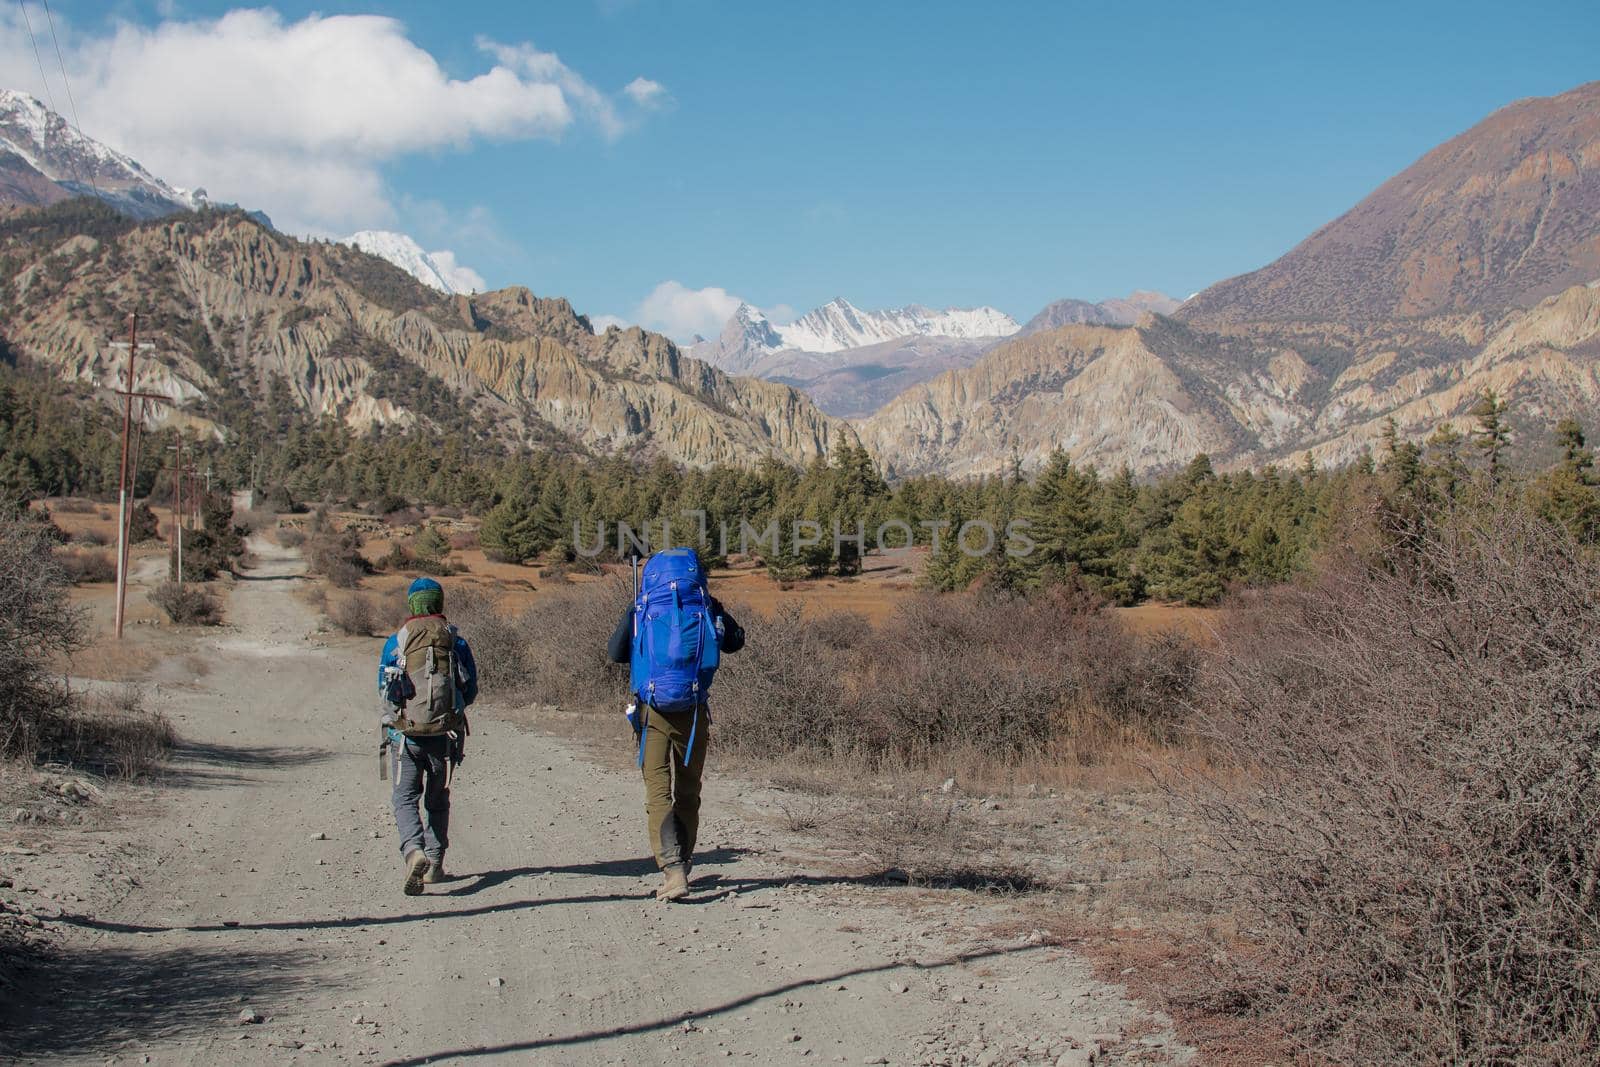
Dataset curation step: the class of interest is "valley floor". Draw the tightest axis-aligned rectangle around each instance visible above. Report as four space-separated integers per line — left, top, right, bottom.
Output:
0 541 1188 1065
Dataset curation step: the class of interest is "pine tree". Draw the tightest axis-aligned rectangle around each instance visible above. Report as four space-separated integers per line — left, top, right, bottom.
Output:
480 483 543 564
1470 390 1511 484
1556 417 1594 477
1378 417 1423 490
1022 450 1116 592
1535 418 1600 540
1426 423 1466 501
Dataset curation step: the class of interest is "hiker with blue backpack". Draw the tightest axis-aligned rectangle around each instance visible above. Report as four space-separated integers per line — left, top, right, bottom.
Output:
379 577 479 896
607 548 745 902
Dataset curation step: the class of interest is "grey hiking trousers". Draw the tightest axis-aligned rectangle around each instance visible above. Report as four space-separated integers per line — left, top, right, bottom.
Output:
392 736 450 861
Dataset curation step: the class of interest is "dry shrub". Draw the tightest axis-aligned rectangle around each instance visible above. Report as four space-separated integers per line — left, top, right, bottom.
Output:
329 594 378 637
53 546 116 584
72 527 110 547
714 601 866 757
43 684 174 778
149 582 222 626
52 497 98 514
715 586 1196 767
449 578 626 707
304 527 370 588
276 525 307 548
0 512 84 759
446 585 531 700
450 571 1196 773
449 529 479 552
1188 504 1600 1064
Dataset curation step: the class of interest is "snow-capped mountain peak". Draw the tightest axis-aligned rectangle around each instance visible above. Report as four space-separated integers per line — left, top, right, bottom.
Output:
0 89 198 216
691 296 1022 378
771 298 1020 354
340 231 484 295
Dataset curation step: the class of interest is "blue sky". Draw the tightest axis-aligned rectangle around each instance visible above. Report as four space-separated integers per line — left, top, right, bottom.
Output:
9 1 1598 337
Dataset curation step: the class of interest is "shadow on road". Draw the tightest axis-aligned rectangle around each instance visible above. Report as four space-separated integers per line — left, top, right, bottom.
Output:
444 846 750 896
0 941 319 1059
50 849 944 937
160 740 333 790
55 889 653 936
381 944 1050 1065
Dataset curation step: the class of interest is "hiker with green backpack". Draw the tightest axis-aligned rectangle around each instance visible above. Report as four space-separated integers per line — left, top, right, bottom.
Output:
379 577 479 895
607 548 745 902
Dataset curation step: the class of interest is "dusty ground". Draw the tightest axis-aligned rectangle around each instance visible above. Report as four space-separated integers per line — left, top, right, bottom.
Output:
0 538 1193 1066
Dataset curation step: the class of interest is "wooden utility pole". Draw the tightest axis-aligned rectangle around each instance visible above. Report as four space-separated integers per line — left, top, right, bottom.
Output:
111 314 161 640
163 440 199 587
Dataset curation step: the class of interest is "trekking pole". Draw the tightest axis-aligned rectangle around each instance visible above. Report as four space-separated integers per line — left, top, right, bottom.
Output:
626 551 644 749
378 724 390 781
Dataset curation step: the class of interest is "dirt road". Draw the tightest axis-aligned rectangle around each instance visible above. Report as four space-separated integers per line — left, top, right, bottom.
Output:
3 542 1187 1065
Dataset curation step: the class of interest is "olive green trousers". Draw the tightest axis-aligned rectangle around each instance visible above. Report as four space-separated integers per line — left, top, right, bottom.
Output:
640 706 708 871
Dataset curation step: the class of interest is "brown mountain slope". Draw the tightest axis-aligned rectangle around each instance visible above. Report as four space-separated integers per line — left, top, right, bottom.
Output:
0 149 68 212
1181 81 1600 324
0 205 853 468
860 288 1600 477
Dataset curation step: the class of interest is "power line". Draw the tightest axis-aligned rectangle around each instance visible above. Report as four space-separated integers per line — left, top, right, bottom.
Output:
38 0 100 199
15 0 60 119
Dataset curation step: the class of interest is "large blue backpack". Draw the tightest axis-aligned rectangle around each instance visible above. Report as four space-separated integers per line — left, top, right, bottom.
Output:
630 548 721 714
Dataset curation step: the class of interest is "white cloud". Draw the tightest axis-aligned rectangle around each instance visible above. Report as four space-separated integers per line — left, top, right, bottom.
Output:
635 281 746 341
0 8 664 234
588 313 630 332
427 249 487 294
623 77 668 109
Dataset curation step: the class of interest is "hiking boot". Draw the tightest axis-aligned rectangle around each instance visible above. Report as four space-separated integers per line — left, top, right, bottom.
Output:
656 864 689 902
403 850 432 896
422 855 447 884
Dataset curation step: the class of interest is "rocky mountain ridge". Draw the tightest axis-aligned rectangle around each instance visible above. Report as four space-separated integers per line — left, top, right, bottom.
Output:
1180 81 1600 324
862 82 1600 477
0 204 852 469
861 283 1600 477
1020 290 1181 335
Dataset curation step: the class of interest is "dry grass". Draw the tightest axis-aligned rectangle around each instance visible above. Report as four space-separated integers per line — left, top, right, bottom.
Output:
712 585 1198 767
148 582 222 626
37 683 175 779
53 546 116 585
449 577 625 708
1 513 174 778
327 593 379 637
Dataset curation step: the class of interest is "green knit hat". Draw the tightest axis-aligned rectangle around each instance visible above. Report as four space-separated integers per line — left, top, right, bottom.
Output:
406 577 444 616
